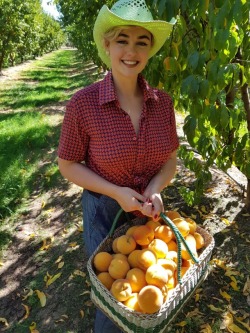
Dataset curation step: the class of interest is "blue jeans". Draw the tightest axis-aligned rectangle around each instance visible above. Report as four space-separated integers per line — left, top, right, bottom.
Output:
82 190 126 333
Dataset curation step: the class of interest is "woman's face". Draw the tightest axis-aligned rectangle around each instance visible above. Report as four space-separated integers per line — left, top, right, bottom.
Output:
105 26 152 79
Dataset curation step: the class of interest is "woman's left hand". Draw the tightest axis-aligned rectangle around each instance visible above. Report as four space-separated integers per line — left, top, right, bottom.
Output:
140 192 163 221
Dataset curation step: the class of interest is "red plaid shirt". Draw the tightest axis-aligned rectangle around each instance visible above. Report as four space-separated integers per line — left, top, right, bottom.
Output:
58 71 179 194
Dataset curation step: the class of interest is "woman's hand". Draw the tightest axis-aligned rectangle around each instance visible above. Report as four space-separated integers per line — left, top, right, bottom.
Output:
141 191 163 221
114 187 146 212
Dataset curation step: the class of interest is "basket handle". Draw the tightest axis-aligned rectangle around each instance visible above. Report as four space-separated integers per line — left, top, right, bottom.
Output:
108 208 130 237
160 212 199 284
108 209 199 284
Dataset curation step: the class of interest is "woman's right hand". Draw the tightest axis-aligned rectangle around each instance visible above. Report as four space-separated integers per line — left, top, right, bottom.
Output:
114 187 146 212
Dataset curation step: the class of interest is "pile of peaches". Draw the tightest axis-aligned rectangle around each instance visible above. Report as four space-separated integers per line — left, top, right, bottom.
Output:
93 211 205 314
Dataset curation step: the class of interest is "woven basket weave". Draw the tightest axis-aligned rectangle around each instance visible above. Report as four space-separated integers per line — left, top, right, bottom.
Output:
87 216 214 333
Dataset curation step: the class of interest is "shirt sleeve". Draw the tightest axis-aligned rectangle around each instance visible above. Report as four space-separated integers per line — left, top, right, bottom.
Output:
57 96 89 162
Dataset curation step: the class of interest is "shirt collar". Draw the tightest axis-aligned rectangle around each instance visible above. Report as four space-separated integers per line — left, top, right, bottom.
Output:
99 71 158 106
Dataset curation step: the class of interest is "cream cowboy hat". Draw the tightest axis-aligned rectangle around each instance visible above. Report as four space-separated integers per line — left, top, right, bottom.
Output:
93 0 175 67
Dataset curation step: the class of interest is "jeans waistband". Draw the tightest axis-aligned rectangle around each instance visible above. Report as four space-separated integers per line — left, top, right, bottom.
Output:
86 189 102 199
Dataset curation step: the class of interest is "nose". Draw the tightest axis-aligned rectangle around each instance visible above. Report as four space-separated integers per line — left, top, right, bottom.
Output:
126 44 137 56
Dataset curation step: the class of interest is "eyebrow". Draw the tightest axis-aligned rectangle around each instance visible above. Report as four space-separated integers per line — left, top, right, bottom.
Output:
118 33 151 41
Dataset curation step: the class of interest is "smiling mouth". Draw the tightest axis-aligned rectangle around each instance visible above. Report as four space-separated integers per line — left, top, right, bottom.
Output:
122 60 139 65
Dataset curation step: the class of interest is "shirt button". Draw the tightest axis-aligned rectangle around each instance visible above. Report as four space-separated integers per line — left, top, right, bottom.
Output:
133 137 137 141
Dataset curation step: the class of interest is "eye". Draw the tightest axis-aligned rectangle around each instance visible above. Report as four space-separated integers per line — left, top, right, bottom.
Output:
137 41 149 46
116 40 127 44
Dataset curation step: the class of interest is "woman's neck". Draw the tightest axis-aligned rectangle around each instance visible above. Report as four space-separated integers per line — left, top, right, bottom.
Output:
112 72 141 99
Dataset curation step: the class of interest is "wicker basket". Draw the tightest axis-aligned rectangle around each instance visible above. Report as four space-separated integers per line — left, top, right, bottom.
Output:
87 214 215 333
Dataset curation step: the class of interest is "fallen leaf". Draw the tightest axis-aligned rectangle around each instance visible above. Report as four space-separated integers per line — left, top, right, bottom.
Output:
243 276 250 296
29 322 39 332
0 318 9 327
22 289 34 300
21 303 30 320
220 290 232 301
69 242 78 248
221 217 231 225
58 262 64 269
200 323 213 333
45 272 62 287
55 256 63 264
228 323 247 333
176 321 187 327
207 304 223 312
35 290 46 307
74 270 86 278
80 310 84 318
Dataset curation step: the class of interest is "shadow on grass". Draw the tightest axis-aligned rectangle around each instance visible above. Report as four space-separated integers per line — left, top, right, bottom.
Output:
0 50 97 111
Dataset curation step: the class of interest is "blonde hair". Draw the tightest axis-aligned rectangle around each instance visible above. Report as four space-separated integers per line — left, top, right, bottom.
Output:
102 25 154 48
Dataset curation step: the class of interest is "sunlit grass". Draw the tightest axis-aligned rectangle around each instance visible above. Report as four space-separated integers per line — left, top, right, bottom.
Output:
0 49 97 222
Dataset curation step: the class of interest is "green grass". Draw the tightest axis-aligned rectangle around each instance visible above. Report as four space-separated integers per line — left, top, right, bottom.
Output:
0 49 97 225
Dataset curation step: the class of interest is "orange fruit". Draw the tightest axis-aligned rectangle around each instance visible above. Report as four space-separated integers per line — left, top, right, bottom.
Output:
116 234 137 255
145 264 169 289
93 251 113 272
111 279 132 302
108 258 130 279
137 248 157 271
126 268 147 293
165 210 181 220
138 285 163 314
132 225 154 246
148 238 168 259
127 249 141 268
154 225 173 243
97 272 115 290
123 293 142 312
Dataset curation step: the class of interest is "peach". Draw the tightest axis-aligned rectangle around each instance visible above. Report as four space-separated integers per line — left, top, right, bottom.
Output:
154 225 173 244
132 225 154 246
146 219 162 231
111 279 132 302
93 251 113 272
167 240 178 252
165 210 181 220
112 237 119 253
126 268 147 293
173 218 190 237
138 285 163 314
112 253 128 262
126 225 139 237
123 293 142 312
157 258 177 278
165 250 178 263
97 272 115 290
185 217 197 234
193 232 205 249
127 249 141 268
137 248 157 271
166 276 176 289
145 264 169 289
181 234 198 260
116 234 137 255
108 258 130 279
148 239 168 259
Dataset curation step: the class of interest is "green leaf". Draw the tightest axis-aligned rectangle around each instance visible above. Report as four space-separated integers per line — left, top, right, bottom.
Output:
220 105 230 128
181 75 199 98
199 79 210 99
187 51 200 72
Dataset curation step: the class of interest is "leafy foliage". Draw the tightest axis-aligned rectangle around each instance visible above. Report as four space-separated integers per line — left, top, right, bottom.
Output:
57 0 250 207
0 0 65 73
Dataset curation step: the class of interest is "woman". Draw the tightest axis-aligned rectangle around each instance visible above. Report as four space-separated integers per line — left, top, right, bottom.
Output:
58 0 178 332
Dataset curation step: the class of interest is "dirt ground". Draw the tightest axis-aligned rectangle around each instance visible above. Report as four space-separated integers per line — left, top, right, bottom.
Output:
0 55 249 333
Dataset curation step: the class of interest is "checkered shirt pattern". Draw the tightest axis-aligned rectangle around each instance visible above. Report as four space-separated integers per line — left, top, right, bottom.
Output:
58 71 179 194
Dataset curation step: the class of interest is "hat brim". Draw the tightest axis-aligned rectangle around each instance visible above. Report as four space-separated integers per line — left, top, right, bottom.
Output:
93 5 174 68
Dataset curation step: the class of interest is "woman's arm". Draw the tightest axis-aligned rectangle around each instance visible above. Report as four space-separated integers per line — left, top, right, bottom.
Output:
141 150 177 218
58 158 146 212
